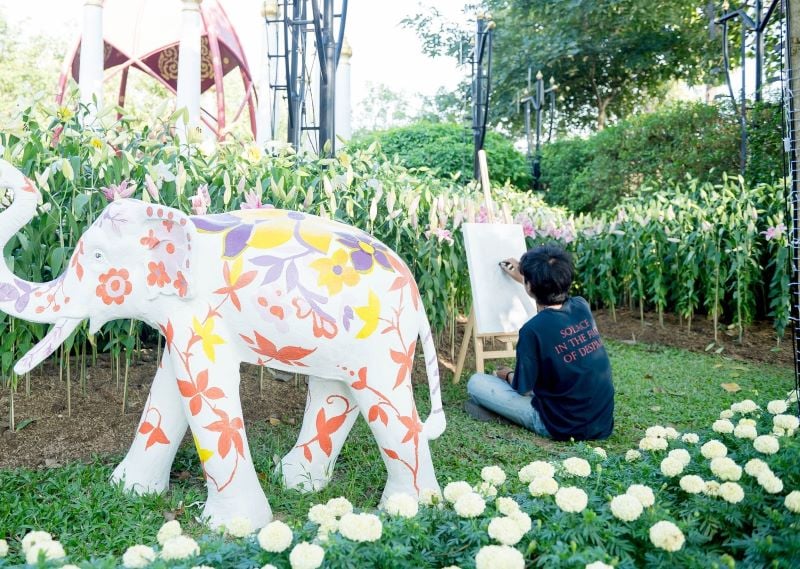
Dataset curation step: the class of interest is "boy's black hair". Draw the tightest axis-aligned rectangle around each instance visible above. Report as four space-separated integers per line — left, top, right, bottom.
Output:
519 244 573 306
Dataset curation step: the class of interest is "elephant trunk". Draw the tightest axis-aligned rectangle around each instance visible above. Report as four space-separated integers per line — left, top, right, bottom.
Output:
0 159 83 375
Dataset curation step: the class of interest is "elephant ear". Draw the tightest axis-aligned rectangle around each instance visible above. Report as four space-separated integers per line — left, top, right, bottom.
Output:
141 204 197 300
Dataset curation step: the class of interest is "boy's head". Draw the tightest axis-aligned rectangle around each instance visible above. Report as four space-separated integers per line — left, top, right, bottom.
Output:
519 244 573 306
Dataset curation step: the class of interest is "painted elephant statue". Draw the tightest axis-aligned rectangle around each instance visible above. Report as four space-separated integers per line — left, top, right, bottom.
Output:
0 159 445 529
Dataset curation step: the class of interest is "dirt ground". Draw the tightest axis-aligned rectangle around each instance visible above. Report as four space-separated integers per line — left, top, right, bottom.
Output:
0 308 793 469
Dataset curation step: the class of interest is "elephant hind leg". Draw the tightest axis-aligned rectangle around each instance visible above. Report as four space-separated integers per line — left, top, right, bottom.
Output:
280 376 359 492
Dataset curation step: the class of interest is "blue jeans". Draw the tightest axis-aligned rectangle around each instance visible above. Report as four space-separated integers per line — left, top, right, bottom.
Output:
467 373 551 437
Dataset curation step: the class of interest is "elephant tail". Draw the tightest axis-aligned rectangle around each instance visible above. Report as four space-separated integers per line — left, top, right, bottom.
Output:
419 306 446 440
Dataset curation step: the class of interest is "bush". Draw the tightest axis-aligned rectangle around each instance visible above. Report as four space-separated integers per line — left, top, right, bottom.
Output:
352 122 533 189
541 101 783 213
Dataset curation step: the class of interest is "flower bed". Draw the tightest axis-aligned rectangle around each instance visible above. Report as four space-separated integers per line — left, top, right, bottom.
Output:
2 391 798 568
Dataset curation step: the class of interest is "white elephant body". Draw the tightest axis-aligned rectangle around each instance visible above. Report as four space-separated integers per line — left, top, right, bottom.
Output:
0 160 445 530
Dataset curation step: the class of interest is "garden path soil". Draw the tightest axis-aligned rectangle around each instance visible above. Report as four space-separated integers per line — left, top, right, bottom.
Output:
0 309 792 469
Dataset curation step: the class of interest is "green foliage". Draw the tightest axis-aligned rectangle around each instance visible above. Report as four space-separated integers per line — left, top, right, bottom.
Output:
353 122 532 189
541 102 783 213
0 345 795 566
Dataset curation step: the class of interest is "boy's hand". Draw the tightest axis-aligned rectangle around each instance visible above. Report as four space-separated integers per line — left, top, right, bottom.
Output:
495 366 514 383
499 258 524 284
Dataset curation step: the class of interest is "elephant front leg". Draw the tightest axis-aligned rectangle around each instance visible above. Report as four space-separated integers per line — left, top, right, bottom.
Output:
171 351 272 530
112 352 187 494
280 376 360 491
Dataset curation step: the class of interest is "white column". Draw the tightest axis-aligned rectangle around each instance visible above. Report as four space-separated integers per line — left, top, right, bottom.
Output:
176 0 204 143
256 1 278 146
335 37 352 141
79 0 105 122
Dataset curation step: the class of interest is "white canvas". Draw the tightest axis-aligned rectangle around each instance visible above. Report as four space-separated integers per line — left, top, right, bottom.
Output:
462 223 538 335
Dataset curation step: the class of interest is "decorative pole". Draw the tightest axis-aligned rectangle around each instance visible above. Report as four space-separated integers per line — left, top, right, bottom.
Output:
471 12 494 180
518 69 557 191
79 0 105 123
786 0 800 413
335 37 352 141
256 1 279 146
176 0 203 144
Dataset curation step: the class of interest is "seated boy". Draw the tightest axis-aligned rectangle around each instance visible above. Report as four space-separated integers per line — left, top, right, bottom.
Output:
465 244 614 441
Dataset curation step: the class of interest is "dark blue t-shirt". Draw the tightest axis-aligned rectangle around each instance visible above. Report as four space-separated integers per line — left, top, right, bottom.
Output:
511 296 614 441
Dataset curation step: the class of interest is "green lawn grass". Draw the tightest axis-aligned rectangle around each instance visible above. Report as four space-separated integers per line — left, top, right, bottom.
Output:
0 341 794 564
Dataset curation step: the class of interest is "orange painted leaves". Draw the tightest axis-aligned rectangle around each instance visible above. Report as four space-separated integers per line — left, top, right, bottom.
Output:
314 408 348 456
350 367 368 390
367 405 389 426
204 408 245 459
390 340 416 389
399 407 424 445
177 369 226 416
138 420 170 449
240 331 316 366
214 258 257 311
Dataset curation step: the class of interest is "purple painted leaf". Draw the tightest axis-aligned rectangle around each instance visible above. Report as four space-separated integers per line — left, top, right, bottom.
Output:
286 261 299 292
307 297 334 322
15 293 30 313
261 263 283 286
374 250 392 270
0 283 19 302
14 279 34 294
223 224 253 258
250 255 284 267
351 250 373 271
298 283 327 304
191 213 241 232
342 305 354 331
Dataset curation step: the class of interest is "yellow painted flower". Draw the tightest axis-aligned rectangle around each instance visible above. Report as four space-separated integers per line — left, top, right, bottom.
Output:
355 290 381 339
193 435 213 463
192 316 226 363
310 249 359 295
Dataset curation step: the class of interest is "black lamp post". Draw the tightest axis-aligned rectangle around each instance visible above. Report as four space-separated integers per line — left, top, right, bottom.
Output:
518 68 557 191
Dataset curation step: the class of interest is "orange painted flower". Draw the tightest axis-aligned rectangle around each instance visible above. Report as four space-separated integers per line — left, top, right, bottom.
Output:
173 271 188 297
147 261 171 288
96 268 132 305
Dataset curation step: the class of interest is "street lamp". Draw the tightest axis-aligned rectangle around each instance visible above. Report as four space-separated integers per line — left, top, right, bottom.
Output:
518 68 557 191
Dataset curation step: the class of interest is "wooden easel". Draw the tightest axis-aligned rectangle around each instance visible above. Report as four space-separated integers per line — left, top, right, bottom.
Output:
452 150 524 382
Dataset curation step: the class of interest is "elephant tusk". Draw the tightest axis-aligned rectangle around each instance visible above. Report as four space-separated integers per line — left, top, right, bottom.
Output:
14 318 83 375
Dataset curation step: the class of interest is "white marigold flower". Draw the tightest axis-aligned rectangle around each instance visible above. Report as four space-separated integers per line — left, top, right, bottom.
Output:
289 542 325 569
646 425 667 438
156 520 182 545
788 389 799 404
660 457 684 478
225 516 253 538
475 544 525 569
774 414 800 431
625 449 641 462
21 531 53 554
757 472 784 494
609 494 643 522
663 427 679 440
754 435 780 455
563 457 592 477
745 458 771 477
704 480 721 497
712 419 734 434
190 566 214 569
257 520 293 553
488 516 526 546
508 510 532 534
262 565 278 569
384 493 419 518
454 492 486 518
555 487 589 513
773 426 786 437
734 423 758 440
441 566 461 569
444 481 473 503
719 409 734 420
122 544 157 568
419 488 443 506
667 448 691 467
481 465 507 486
785 490 800 513
160 536 200 561
338 513 383 542
679 475 706 494
0 539 7 558
496 496 521 516
731 399 759 414
710 456 742 481
518 460 555 482
308 504 336 525
738 418 757 427
593 447 608 459
639 436 668 451
528 476 559 497
326 496 354 517
649 520 685 552
719 482 745 504
474 481 498 498
61 565 82 569
700 439 728 459
25 540 65 565
626 484 655 508
681 433 700 444
767 400 788 414
586 562 614 569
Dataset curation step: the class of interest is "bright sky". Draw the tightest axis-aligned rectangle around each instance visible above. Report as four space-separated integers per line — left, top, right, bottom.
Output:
0 0 468 120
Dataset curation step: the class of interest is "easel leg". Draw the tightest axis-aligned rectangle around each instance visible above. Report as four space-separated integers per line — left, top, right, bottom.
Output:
453 309 475 384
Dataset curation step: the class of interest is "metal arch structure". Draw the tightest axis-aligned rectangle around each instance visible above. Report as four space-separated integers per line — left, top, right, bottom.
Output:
267 0 347 156
471 13 494 180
